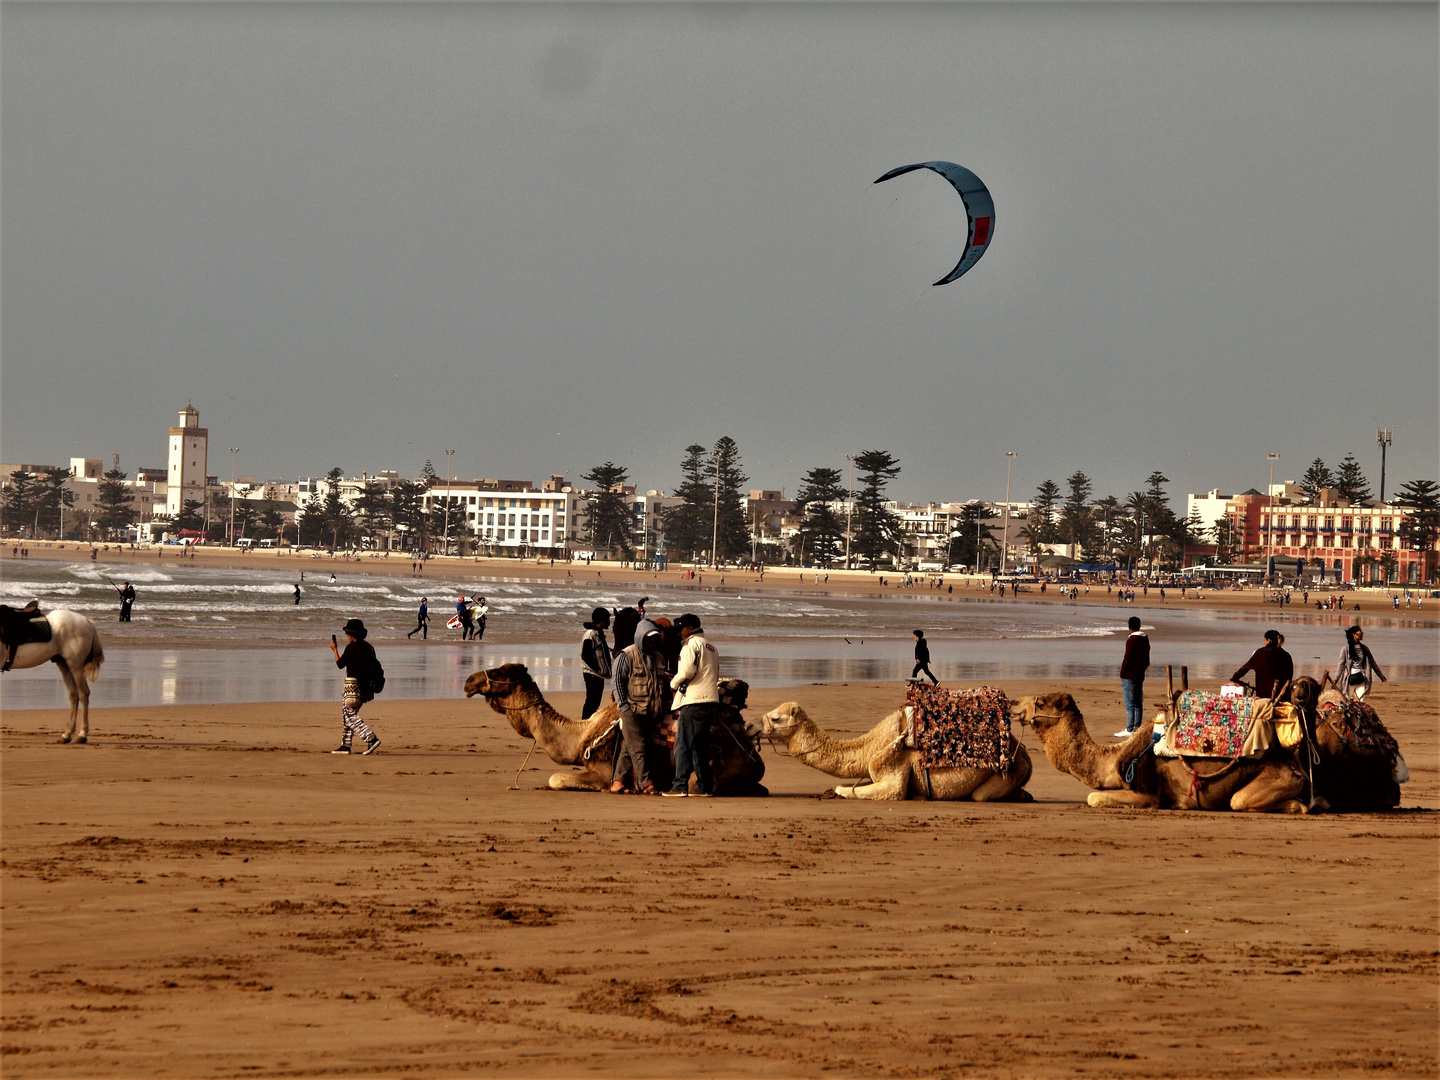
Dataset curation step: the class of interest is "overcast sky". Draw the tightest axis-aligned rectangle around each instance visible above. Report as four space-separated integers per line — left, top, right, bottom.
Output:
3 1 1435 506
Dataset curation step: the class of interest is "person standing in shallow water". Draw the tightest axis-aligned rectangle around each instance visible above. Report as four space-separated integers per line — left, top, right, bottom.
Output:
1115 615 1150 737
407 597 429 640
329 618 381 755
116 581 135 622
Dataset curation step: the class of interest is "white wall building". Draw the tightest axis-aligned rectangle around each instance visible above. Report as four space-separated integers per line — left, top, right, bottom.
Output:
422 485 583 555
166 404 208 516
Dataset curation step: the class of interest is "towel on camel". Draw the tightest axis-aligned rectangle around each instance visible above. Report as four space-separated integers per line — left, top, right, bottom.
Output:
1156 690 1276 759
905 683 1014 772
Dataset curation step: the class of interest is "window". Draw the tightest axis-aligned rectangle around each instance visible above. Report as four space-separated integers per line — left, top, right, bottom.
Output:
1341 518 1352 532
1380 518 1392 532
1323 517 1333 530
521 514 529 526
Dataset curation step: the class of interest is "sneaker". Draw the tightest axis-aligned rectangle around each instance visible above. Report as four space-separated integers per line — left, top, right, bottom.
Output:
660 790 688 797
691 792 713 798
330 745 352 754
361 738 381 755
1113 729 1133 738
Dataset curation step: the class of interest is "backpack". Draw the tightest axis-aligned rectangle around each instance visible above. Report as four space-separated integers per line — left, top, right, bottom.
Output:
366 648 386 697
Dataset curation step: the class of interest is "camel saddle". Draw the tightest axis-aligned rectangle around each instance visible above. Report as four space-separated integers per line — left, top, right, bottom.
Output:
1156 690 1286 760
904 683 1014 772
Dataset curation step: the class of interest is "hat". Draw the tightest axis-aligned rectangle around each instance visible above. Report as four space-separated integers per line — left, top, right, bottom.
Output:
342 618 368 639
590 606 611 625
676 613 701 632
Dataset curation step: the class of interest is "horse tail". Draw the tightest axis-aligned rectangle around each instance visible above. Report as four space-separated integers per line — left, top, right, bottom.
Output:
83 625 105 682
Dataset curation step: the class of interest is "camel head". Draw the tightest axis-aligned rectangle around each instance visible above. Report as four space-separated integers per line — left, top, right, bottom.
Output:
760 702 811 745
1010 692 1082 742
1289 676 1322 715
463 663 542 736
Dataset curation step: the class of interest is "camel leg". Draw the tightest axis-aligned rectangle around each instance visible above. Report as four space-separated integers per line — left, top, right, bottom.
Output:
1229 773 1308 814
53 659 80 744
1087 790 1161 809
835 770 909 801
548 768 608 791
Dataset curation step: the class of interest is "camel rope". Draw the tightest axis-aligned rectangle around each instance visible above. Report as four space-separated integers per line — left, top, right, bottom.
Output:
509 738 538 790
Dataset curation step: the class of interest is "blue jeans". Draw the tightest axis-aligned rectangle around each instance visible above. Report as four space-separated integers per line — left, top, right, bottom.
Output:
1122 679 1143 732
672 704 714 794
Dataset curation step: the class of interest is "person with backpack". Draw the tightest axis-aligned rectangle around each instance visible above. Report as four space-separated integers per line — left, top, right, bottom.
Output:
328 618 383 754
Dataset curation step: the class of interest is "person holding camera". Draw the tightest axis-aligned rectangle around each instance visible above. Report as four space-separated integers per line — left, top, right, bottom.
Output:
328 618 382 754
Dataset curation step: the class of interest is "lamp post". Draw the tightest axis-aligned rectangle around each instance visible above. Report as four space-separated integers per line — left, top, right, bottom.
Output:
844 454 855 570
1266 452 1279 579
711 451 721 567
1376 428 1392 502
228 447 239 546
442 449 455 556
1000 452 1016 575
974 511 983 575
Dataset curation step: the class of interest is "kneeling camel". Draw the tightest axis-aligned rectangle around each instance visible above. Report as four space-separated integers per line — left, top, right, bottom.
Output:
760 701 1032 801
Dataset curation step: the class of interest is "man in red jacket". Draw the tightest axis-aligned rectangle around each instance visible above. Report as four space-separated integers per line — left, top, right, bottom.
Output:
1116 615 1150 737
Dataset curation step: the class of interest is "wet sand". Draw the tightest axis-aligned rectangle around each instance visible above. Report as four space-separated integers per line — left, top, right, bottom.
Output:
3 678 1436 1077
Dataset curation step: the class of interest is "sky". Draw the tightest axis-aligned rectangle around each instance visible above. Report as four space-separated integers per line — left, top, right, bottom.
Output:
3 1 1436 508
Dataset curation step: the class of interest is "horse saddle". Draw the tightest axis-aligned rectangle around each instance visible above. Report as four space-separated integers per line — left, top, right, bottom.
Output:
0 605 52 647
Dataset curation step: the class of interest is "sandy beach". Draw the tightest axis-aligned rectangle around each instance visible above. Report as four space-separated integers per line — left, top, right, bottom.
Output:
3 676 1436 1077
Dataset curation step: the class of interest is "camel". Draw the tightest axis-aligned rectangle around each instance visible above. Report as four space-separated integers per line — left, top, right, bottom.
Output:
463 663 768 796
1012 691 1311 813
0 607 105 744
758 702 1033 801
1308 685 1403 811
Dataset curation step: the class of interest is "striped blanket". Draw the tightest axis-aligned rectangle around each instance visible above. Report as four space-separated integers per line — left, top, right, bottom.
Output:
906 684 1014 772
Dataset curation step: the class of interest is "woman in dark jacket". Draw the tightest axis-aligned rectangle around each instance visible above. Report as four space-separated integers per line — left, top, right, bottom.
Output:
579 607 613 719
328 618 381 754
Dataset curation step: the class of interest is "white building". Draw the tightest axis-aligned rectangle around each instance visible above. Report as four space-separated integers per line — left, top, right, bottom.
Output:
166 404 208 516
422 483 583 555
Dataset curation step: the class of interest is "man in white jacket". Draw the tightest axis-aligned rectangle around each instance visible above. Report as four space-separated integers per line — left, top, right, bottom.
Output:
664 613 719 797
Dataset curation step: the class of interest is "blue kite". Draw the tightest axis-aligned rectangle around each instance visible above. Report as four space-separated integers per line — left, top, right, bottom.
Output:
875 161 995 285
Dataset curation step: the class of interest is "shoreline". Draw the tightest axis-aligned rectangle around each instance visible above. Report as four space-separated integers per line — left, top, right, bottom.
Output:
12 539 1437 620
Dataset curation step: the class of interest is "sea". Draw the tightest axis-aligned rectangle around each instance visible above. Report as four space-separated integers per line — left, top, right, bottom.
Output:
1 559 1435 709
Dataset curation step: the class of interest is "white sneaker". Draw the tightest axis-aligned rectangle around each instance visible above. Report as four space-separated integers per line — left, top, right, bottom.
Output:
660 790 688 797
1113 729 1132 738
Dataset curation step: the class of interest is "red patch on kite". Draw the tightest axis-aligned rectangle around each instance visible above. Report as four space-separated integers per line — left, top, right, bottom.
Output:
972 217 991 246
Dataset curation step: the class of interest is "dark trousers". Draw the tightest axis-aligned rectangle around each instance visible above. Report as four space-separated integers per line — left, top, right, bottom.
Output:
672 703 714 794
408 617 427 639
912 661 938 684
119 603 132 622
581 673 607 719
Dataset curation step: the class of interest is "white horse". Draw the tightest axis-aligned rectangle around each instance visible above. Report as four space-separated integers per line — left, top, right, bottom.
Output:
1 608 105 743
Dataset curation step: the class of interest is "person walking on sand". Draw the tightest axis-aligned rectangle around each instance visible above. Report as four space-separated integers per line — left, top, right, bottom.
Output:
407 597 429 639
328 618 382 755
579 607 613 720
1231 629 1294 700
665 613 719 797
609 620 670 795
1115 615 1150 737
471 596 488 640
910 630 939 685
1334 625 1386 700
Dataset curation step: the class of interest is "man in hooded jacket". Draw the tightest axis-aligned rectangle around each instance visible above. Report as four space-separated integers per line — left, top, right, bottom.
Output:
609 619 670 794
579 606 613 719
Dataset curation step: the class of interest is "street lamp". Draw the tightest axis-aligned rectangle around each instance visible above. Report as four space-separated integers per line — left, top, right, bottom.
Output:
1266 452 1280 577
1000 452 1016 575
228 447 240 546
711 452 721 567
1376 428 1392 502
844 454 856 571
441 449 455 556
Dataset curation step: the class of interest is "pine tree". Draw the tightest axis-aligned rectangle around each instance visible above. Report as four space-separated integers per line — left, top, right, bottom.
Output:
948 501 998 569
1335 454 1372 503
662 444 712 561
582 462 634 557
295 494 326 546
321 467 355 549
34 467 75 538
389 479 426 549
177 499 205 534
1300 458 1335 503
1031 480 1061 543
95 468 133 537
355 482 393 548
2 470 35 535
419 459 440 489
1059 471 1094 551
795 466 846 567
851 450 900 569
711 436 749 563
1395 479 1439 582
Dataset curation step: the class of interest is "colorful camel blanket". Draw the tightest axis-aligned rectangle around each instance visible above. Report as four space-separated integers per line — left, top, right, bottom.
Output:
1161 690 1263 759
1318 699 1399 760
905 684 1014 772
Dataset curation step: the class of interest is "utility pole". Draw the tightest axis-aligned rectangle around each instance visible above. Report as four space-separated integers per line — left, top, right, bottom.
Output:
228 447 239 546
440 449 456 556
1266 452 1280 579
974 513 983 575
710 452 721 567
1000 452 1016 575
1376 428 1392 502
844 454 855 571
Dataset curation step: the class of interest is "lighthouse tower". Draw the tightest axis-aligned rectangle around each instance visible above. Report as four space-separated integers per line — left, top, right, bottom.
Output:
166 403 209 517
